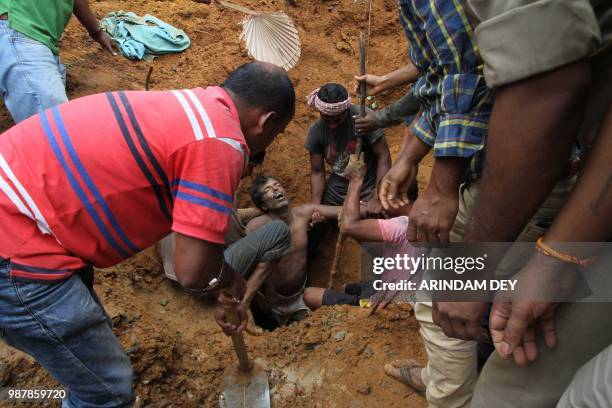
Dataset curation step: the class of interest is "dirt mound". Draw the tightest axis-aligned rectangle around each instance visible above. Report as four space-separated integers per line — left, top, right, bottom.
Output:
0 0 430 406
1 249 427 407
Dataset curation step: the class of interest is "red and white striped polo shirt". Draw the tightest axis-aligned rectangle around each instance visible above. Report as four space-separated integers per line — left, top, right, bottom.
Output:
0 86 249 281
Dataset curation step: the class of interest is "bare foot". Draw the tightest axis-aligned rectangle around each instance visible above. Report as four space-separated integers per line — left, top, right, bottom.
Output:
245 308 264 336
383 359 426 393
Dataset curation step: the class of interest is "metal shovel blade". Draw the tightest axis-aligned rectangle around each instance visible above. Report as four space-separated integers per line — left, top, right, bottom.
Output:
220 364 270 408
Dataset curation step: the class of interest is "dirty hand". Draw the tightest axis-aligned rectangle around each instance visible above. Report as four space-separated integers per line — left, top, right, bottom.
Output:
379 158 417 210
92 30 118 56
344 153 366 181
433 301 490 341
407 182 458 244
310 210 325 227
355 111 379 134
365 196 383 218
354 74 387 96
489 254 578 366
215 300 248 336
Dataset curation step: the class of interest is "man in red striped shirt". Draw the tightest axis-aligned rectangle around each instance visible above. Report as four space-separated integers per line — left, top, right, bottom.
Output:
0 61 295 407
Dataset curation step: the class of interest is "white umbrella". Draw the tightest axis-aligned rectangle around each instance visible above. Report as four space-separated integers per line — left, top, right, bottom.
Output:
218 0 301 71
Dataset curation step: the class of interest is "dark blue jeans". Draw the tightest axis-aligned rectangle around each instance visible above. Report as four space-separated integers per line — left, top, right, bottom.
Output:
0 259 134 407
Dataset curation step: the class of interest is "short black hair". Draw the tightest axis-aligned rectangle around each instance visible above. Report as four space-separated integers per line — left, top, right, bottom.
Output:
250 174 279 211
222 62 296 122
317 83 348 103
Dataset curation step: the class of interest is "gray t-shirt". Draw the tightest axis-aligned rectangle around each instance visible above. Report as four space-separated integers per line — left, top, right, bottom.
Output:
305 106 384 205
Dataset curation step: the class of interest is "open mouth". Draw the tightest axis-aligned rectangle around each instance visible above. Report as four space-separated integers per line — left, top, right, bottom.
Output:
273 191 285 201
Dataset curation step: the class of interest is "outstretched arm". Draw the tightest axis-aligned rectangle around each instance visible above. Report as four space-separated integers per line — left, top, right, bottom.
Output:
73 0 117 54
355 63 419 96
298 204 340 220
340 166 384 242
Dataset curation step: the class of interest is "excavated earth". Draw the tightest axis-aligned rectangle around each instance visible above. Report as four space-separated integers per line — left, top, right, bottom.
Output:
0 0 433 406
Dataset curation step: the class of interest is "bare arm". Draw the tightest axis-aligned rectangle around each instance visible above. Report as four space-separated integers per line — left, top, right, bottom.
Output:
174 232 247 335
487 106 612 365
340 172 384 242
467 60 591 242
408 156 467 243
310 153 326 204
355 63 419 96
173 233 228 289
73 0 117 54
73 0 99 34
298 204 340 220
545 106 612 243
379 126 431 209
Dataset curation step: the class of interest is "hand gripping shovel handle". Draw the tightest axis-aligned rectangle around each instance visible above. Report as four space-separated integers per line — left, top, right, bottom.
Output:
225 306 253 372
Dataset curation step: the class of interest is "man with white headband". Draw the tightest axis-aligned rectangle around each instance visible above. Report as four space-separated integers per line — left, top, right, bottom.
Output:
305 83 391 215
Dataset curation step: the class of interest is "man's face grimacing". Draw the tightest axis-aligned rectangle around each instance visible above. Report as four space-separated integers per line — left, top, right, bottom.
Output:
260 178 289 211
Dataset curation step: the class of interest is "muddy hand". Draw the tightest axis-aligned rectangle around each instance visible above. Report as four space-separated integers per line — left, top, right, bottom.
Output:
93 30 118 56
345 153 365 180
215 295 248 335
354 111 379 134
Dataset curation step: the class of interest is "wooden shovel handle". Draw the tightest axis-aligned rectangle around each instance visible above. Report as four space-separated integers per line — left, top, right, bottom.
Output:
225 306 253 372
359 32 367 118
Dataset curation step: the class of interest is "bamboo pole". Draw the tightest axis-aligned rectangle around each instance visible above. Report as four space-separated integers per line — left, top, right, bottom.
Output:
328 32 367 289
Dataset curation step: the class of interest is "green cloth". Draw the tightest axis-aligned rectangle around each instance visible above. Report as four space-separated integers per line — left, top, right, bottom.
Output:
0 0 74 54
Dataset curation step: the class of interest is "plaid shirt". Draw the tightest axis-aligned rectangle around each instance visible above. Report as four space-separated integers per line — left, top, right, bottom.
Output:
398 0 495 180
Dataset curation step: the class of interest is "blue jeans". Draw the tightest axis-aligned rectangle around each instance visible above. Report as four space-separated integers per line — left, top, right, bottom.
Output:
0 260 134 407
0 20 68 123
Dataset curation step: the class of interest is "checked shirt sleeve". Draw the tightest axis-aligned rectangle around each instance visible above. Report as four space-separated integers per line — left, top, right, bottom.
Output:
170 139 244 244
420 73 494 161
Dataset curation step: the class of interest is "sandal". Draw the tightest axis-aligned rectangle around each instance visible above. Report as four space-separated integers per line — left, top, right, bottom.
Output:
383 359 426 393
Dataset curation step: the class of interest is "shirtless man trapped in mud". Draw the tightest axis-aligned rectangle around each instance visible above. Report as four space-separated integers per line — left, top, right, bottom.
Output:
244 174 341 331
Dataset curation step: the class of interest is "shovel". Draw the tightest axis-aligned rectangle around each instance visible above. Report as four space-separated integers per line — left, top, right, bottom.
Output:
219 307 270 408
